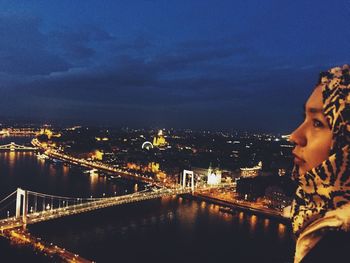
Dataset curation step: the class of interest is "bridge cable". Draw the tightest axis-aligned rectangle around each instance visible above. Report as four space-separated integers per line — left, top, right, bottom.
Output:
0 190 17 205
0 199 16 214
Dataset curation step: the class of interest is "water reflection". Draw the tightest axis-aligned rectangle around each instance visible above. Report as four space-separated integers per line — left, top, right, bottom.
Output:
278 223 286 240
167 211 174 220
249 214 258 234
26 198 294 263
37 157 45 168
49 165 57 177
238 211 244 226
176 200 198 229
89 173 99 190
221 212 232 222
62 165 69 175
160 196 174 206
263 218 270 233
208 203 220 213
7 151 16 171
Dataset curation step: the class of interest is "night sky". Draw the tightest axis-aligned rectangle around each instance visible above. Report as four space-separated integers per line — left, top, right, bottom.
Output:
0 0 349 132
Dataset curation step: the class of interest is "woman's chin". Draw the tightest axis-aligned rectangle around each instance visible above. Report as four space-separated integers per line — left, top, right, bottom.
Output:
298 168 307 176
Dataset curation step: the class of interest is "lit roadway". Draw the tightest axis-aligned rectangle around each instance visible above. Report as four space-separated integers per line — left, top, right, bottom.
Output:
3 229 93 263
32 138 157 185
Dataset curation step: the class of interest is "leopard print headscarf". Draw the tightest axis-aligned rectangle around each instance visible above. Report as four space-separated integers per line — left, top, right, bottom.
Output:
291 64 350 236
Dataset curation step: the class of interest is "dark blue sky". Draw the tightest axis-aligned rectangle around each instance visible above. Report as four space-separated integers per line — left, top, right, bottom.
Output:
0 0 349 132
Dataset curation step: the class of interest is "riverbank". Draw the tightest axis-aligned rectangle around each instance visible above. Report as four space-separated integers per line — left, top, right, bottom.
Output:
1 229 93 263
187 193 291 224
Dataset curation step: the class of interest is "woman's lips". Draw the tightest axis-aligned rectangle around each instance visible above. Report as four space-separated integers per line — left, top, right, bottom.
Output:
293 153 305 165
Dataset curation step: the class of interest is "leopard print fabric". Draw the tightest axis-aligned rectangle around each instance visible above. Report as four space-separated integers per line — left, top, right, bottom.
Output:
291 64 350 235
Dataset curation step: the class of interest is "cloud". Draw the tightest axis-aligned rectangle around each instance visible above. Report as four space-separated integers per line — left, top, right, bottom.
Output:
0 16 333 131
113 36 152 51
0 15 70 75
13 45 254 108
152 48 237 71
49 25 114 60
0 16 117 77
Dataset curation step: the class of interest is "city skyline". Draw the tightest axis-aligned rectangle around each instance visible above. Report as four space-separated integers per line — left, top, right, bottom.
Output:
0 114 295 262
0 0 349 132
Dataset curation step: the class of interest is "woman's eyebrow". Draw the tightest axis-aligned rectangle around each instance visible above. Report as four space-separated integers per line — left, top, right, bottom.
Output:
303 103 323 114
306 107 323 114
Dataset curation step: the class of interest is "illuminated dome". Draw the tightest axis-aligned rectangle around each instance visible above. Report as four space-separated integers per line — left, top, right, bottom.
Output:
153 130 167 147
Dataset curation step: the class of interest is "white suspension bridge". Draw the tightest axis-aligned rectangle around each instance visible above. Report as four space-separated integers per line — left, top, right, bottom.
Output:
0 142 37 151
0 182 233 231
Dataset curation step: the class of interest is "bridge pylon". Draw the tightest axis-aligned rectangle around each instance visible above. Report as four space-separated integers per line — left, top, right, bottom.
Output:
16 188 28 225
182 170 194 193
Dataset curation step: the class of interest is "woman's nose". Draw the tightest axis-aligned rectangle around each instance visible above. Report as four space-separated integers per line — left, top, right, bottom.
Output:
289 124 307 147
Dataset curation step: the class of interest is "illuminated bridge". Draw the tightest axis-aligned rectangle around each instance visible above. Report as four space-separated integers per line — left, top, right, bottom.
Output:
0 128 37 136
0 184 232 231
0 142 38 151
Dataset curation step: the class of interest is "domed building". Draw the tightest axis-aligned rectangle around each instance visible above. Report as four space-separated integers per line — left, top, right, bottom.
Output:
153 130 167 148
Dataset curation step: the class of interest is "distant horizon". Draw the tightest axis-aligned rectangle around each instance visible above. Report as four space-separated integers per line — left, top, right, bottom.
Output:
0 117 292 135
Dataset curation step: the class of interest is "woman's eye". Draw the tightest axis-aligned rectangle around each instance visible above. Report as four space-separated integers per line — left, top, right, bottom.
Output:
313 119 324 128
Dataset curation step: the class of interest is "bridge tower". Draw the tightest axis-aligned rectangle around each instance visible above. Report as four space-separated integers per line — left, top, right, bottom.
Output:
16 188 28 225
182 170 194 193
10 142 15 151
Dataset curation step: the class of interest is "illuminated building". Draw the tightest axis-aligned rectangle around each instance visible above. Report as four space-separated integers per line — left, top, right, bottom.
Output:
0 129 10 136
127 162 141 170
93 150 104 161
265 185 292 210
207 163 222 185
281 134 290 140
240 161 262 178
66 125 82 131
148 162 160 173
156 170 167 181
39 128 61 139
278 168 286 176
153 130 167 147
95 137 109 141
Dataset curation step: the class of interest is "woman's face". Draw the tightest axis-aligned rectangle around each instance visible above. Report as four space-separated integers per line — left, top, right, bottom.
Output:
289 85 333 176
